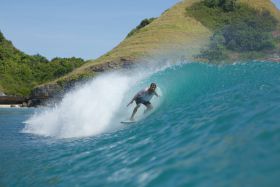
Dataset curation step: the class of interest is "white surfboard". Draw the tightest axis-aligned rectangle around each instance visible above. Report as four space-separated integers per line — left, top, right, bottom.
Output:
121 120 137 124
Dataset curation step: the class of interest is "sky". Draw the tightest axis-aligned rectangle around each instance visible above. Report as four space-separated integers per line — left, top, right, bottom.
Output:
0 0 279 60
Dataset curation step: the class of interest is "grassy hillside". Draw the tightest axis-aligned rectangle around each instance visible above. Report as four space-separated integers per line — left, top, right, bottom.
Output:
0 32 85 96
48 0 280 86
52 0 212 85
239 0 280 21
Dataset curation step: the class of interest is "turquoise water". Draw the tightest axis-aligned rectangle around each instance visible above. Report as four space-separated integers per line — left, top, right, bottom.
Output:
1 62 280 186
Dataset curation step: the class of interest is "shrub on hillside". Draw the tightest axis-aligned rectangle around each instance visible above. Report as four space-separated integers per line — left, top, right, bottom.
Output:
198 32 228 61
187 1 278 61
126 18 156 38
204 0 237 12
222 22 275 51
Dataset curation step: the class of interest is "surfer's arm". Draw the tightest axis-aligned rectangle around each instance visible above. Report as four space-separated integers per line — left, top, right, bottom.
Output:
127 97 135 106
127 93 140 106
127 89 145 106
154 91 160 97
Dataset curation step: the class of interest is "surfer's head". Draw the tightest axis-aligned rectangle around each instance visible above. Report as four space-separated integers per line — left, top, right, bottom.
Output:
149 83 157 92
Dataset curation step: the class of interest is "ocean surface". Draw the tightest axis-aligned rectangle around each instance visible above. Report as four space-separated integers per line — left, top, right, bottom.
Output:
1 61 280 187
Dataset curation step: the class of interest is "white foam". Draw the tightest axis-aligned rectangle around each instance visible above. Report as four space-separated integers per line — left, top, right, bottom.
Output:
23 60 173 138
24 72 140 138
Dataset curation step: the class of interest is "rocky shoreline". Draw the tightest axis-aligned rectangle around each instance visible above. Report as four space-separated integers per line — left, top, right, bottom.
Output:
0 104 23 108
0 95 51 107
263 58 280 63
0 96 30 107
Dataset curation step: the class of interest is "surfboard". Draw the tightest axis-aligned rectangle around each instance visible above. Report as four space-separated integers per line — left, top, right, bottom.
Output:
121 120 137 124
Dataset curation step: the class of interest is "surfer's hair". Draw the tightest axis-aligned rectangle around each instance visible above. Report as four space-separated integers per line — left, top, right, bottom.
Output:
150 83 157 88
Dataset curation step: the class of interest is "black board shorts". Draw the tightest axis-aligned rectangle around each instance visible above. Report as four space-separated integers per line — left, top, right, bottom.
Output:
135 98 151 106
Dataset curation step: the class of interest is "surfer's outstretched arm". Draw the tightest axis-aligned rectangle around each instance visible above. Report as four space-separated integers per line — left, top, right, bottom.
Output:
155 91 160 97
127 99 134 107
127 94 137 106
127 90 144 106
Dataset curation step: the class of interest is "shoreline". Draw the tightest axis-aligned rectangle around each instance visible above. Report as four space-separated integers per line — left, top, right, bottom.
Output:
0 104 25 108
0 104 12 108
262 58 280 63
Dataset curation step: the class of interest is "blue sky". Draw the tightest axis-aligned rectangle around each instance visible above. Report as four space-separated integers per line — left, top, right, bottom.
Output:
0 0 279 60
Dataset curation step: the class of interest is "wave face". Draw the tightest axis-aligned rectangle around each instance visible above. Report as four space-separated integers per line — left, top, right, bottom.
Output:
20 61 280 186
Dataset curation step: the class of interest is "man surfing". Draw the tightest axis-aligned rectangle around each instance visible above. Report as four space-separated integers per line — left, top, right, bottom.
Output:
127 83 160 121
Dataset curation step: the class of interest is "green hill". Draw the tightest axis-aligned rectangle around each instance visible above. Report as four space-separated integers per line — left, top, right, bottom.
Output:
0 31 85 96
43 0 280 88
42 0 212 89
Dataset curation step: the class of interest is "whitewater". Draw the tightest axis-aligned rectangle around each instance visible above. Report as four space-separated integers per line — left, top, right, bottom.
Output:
23 61 168 138
1 61 280 187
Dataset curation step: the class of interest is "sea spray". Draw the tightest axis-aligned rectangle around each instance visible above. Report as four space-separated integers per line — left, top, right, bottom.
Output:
24 72 139 138
23 60 173 138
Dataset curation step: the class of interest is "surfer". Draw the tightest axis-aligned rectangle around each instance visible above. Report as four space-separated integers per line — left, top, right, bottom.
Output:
127 83 160 121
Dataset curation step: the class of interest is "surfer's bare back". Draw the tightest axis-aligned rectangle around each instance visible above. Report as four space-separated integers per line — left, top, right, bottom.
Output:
127 83 160 121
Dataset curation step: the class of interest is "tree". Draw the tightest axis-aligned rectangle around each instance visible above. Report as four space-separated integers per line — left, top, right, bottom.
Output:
204 0 237 12
222 22 275 51
126 17 156 38
199 32 227 61
0 31 4 43
221 0 237 12
204 0 220 8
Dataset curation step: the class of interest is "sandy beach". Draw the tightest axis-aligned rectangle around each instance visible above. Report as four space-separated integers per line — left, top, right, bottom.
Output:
0 104 21 108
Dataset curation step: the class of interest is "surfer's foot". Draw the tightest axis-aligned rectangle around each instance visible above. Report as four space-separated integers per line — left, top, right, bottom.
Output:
130 118 135 121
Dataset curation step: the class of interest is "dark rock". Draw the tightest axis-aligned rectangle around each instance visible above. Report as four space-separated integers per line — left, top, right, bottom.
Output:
28 84 63 107
0 96 26 105
30 84 63 99
22 102 28 107
27 98 43 107
27 99 33 107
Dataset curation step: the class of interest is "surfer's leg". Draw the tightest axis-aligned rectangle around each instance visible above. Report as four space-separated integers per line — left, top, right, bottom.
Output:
130 104 140 121
144 104 153 114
